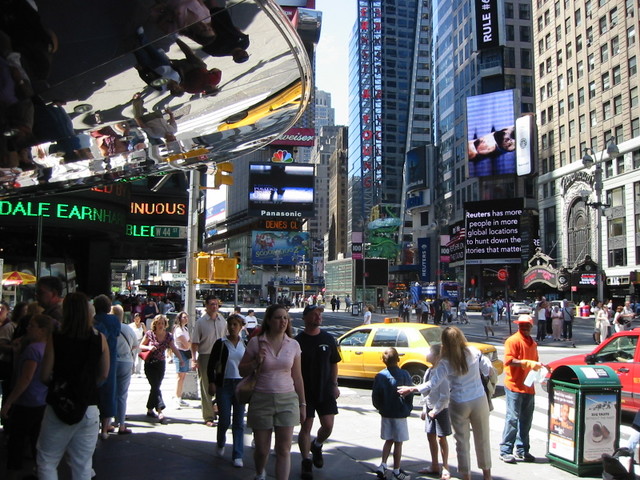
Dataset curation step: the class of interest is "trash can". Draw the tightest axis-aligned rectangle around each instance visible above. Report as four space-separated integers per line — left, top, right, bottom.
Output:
580 305 591 317
351 302 361 316
547 365 621 476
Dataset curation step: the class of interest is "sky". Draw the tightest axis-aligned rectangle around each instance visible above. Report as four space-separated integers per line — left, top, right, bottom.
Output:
314 0 356 125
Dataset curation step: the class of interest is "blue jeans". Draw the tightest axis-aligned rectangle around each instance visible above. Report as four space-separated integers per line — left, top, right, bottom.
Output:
500 388 535 455
116 361 133 425
216 378 245 460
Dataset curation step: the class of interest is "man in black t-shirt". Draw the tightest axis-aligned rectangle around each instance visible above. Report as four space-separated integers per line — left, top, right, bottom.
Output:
295 305 341 480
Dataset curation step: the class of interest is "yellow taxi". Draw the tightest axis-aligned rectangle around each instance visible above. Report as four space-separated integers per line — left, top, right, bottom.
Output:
337 322 503 385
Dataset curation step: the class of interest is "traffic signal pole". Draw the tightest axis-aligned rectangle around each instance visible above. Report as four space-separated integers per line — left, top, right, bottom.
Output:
185 169 200 325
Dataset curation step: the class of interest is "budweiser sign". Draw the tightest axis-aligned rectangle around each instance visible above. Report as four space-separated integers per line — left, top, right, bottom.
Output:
272 128 316 146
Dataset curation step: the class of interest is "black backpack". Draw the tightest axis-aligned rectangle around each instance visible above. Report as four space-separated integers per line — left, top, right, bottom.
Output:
602 447 634 480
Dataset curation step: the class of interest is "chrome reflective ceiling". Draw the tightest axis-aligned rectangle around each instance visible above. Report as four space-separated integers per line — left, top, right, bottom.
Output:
0 0 312 199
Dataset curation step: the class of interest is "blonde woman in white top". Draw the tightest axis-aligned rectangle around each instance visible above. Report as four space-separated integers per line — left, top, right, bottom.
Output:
172 311 192 407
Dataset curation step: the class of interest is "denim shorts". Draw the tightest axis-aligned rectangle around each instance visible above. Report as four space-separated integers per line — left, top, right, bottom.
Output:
175 349 190 373
425 407 452 437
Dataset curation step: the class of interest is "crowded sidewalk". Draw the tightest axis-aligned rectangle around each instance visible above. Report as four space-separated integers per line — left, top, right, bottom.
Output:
6 361 623 480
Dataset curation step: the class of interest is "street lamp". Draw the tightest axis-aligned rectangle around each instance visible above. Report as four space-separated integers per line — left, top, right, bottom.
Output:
581 137 619 303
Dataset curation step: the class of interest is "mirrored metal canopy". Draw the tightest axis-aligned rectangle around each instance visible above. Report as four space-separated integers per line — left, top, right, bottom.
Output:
0 0 312 199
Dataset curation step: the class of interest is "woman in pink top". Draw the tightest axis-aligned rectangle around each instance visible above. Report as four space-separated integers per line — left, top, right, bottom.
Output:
239 304 306 480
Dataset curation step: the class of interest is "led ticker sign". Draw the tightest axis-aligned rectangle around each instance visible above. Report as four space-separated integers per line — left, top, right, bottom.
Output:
0 200 125 225
259 219 302 231
130 202 187 216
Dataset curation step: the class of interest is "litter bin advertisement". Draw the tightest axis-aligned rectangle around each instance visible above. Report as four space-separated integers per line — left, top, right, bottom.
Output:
549 390 577 461
582 393 617 462
547 364 621 476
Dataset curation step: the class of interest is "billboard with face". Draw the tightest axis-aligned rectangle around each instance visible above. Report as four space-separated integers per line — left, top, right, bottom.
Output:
466 90 516 177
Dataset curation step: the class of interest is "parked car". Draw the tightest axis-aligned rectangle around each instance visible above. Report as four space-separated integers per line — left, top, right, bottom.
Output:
337 322 503 385
543 329 640 412
511 302 532 315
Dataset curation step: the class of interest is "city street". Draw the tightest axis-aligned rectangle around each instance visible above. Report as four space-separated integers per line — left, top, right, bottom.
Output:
1 309 634 479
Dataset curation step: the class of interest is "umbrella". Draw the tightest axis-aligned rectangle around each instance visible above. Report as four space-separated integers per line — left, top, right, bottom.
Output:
2 271 37 286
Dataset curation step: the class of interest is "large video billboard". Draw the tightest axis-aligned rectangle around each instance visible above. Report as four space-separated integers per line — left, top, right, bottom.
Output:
251 231 310 266
466 90 516 177
464 198 523 264
247 163 315 218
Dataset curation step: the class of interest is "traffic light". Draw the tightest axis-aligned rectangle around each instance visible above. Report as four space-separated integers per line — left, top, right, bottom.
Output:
234 251 242 270
213 257 238 281
194 252 213 283
212 161 234 188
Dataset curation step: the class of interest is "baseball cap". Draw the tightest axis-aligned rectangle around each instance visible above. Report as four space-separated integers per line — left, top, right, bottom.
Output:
513 314 534 325
303 304 325 316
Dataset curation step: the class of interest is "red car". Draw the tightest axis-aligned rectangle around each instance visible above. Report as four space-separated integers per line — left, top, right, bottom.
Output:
544 329 640 412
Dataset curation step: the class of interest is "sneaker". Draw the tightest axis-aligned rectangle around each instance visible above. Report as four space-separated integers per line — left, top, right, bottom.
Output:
375 464 387 480
500 453 517 464
301 458 313 479
310 440 324 468
216 446 225 457
233 458 244 468
392 469 411 480
515 452 536 462
254 473 266 480
179 399 189 406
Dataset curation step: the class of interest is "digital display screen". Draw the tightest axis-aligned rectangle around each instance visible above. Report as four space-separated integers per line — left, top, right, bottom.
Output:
248 163 315 218
466 90 516 177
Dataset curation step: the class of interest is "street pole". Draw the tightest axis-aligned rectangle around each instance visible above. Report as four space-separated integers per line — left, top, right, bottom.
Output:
594 164 604 303
582 138 618 303
363 250 366 308
234 279 239 307
301 254 306 302
185 169 200 325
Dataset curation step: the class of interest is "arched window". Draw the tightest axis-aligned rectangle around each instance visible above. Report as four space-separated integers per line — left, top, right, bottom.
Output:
568 199 591 266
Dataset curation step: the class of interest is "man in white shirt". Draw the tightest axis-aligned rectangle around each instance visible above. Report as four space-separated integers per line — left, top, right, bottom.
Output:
191 296 227 426
244 309 258 336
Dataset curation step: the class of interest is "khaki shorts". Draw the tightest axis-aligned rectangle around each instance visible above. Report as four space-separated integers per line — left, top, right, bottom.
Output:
247 391 300 430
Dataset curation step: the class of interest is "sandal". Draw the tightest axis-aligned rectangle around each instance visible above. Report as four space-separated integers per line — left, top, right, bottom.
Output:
440 468 451 480
205 420 216 427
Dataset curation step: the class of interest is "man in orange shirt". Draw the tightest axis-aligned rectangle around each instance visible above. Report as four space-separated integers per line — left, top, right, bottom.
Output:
499 314 541 464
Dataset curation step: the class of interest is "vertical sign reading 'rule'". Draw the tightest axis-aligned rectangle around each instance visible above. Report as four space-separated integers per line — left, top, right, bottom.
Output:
474 0 500 50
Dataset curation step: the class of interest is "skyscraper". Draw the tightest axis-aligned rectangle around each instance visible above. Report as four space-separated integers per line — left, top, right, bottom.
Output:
347 0 433 243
